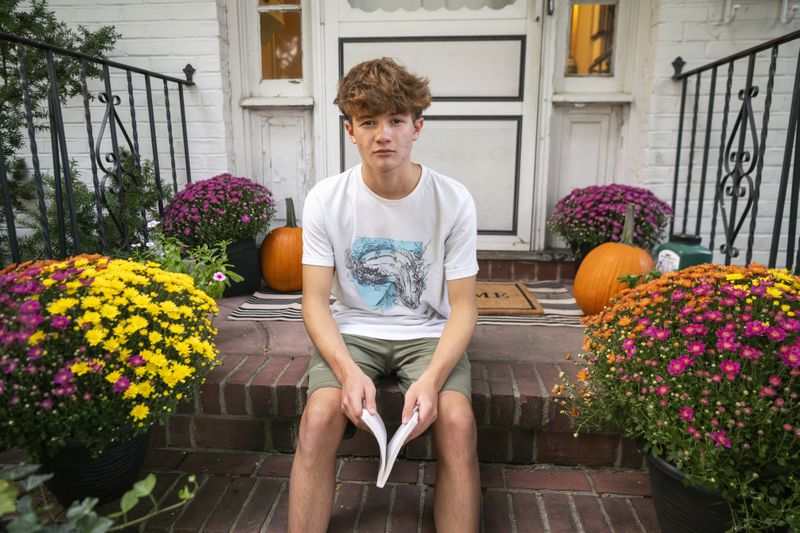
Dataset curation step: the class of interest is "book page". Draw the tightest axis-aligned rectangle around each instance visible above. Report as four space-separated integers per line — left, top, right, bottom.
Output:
377 408 419 488
360 409 387 477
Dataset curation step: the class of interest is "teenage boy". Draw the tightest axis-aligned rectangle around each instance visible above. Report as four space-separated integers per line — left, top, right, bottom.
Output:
287 57 480 533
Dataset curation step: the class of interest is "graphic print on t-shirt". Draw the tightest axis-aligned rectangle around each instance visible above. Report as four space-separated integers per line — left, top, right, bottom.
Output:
345 237 430 310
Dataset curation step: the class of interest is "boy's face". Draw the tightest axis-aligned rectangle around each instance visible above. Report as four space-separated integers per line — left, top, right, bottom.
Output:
344 110 423 176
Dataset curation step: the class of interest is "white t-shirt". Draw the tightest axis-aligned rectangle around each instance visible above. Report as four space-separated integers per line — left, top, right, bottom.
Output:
302 164 479 340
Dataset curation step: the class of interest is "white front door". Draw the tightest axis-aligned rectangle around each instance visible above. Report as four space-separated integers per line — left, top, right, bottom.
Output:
319 0 544 251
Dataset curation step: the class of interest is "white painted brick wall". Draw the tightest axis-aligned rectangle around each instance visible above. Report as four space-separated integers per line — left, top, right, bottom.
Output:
13 0 228 196
641 0 800 267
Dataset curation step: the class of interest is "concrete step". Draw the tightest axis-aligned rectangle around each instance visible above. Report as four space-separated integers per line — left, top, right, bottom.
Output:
151 306 642 469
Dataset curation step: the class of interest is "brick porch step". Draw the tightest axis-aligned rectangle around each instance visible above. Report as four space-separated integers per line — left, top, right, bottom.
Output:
153 306 641 468
0 448 658 532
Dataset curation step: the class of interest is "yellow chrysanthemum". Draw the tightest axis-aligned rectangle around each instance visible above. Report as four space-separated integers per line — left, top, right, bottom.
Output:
125 315 149 334
28 330 45 345
767 287 783 299
147 351 167 368
85 327 107 346
105 370 122 384
65 280 83 294
47 297 79 315
148 331 163 344
103 336 121 353
100 304 120 319
173 340 191 358
70 361 91 376
123 382 139 399
78 311 102 326
168 323 185 335
81 295 103 309
137 381 153 398
130 404 150 421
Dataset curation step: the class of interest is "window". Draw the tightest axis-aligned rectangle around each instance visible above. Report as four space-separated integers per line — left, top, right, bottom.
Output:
259 0 302 81
567 2 616 76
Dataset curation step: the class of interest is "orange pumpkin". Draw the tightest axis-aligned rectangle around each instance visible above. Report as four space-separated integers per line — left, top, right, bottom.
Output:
259 197 303 291
572 205 655 315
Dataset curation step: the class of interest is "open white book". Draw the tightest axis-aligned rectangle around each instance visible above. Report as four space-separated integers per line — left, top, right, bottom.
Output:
360 407 419 488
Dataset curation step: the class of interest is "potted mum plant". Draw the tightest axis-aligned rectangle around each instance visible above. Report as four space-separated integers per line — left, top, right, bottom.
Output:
548 184 673 265
161 173 276 296
0 255 219 505
558 263 800 531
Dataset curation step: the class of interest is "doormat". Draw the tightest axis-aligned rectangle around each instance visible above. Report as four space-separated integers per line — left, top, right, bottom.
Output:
475 282 543 315
228 281 584 327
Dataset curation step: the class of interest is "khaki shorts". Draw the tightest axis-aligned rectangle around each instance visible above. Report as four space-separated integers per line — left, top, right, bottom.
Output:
307 334 472 400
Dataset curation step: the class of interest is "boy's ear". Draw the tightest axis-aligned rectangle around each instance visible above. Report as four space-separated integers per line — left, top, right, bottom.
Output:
343 120 356 143
412 117 424 140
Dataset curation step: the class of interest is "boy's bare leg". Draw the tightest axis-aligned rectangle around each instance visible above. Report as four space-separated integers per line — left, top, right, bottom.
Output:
288 387 348 533
432 390 481 532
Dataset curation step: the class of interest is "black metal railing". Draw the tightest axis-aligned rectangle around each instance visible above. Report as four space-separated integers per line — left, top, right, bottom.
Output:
0 30 194 266
671 29 800 271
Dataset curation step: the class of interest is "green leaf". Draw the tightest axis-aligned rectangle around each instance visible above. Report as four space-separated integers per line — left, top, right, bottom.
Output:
74 513 113 533
130 474 156 497
0 464 41 481
20 473 54 492
6 512 43 533
119 490 140 515
0 479 19 517
65 497 99 520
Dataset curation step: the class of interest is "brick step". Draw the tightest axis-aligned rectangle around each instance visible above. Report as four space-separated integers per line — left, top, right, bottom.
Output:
0 448 657 532
153 352 642 468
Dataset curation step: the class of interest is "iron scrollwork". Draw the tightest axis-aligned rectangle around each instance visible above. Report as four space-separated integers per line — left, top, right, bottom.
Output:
717 85 760 260
94 91 144 250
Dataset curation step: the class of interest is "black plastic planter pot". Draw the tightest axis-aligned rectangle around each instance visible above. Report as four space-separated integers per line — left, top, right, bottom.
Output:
223 237 262 297
645 453 732 533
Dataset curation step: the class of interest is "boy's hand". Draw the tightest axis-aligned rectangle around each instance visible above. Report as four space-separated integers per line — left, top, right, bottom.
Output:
402 376 439 441
341 368 377 431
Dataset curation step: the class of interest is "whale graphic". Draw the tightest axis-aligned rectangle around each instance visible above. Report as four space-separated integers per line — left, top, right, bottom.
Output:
346 237 429 310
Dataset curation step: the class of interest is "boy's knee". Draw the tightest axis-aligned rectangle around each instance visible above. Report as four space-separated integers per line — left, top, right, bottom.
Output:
298 391 346 449
436 403 477 446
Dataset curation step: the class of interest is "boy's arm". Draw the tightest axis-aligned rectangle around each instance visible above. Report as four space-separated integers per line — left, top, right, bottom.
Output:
402 274 478 439
302 265 378 428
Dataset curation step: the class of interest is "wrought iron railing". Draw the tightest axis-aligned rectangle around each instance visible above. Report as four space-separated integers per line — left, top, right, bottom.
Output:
671 29 800 271
0 31 194 265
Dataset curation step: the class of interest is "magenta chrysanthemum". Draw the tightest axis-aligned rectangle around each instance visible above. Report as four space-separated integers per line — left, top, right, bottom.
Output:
548 184 672 253
162 173 276 247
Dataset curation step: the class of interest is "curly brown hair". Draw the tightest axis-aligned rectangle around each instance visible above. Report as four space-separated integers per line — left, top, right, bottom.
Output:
335 57 431 121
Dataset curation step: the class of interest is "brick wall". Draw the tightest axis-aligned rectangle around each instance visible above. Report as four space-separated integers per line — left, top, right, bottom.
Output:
22 0 227 188
641 0 800 265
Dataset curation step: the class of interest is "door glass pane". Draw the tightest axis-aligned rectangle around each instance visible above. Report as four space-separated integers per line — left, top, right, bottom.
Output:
260 10 302 80
567 3 615 76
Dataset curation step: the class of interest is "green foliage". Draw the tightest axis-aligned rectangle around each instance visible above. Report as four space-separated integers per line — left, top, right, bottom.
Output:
131 229 244 300
0 465 198 532
0 0 120 161
618 269 662 289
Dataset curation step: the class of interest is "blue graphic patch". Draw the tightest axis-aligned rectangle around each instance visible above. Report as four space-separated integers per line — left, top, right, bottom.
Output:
345 237 429 310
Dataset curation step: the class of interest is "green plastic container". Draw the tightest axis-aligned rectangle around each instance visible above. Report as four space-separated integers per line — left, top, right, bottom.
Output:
655 233 712 272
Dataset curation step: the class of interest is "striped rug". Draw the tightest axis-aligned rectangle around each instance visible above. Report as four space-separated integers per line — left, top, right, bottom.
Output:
228 281 584 327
